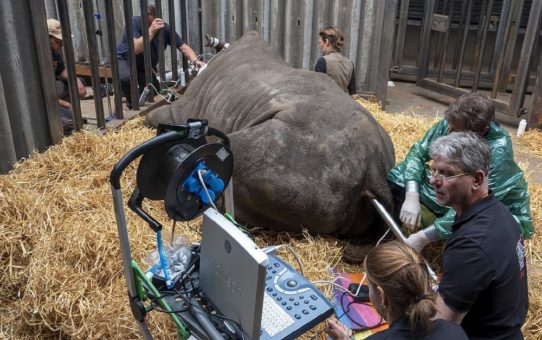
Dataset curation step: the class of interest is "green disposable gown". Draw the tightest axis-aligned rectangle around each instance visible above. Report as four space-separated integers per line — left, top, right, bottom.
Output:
387 119 534 239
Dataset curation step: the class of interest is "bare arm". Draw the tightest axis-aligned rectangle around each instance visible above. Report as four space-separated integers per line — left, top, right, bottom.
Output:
58 99 72 109
59 69 86 98
434 293 467 324
178 43 205 68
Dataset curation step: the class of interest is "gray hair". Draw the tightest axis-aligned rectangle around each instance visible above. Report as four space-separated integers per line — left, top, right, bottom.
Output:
444 93 495 134
429 131 490 175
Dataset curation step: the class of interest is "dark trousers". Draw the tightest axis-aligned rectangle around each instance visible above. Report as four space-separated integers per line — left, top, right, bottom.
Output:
56 79 74 135
118 58 159 106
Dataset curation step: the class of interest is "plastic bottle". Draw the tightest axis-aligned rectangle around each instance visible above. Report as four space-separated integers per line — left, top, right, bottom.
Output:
138 86 150 106
517 119 527 137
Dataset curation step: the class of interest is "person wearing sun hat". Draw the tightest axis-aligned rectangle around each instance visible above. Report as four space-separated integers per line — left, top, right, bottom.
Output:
47 18 86 134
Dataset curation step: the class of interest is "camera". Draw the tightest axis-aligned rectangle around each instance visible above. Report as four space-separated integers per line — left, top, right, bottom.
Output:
205 34 229 53
348 283 371 303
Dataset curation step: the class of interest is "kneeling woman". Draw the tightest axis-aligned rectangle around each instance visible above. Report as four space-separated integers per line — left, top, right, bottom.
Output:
326 241 466 339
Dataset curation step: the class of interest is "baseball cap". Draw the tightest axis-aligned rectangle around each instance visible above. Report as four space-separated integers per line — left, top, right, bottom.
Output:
47 19 63 41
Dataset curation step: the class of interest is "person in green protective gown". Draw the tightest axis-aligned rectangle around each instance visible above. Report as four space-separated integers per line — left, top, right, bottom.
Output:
387 92 533 252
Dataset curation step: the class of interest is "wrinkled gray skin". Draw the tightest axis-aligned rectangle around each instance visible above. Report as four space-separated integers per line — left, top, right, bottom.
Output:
145 31 395 237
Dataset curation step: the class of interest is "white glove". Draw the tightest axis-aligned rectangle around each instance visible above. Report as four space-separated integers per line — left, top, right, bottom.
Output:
405 225 439 253
400 191 422 230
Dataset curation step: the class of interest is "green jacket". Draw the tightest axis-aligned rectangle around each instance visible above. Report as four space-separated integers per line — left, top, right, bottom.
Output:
387 119 534 240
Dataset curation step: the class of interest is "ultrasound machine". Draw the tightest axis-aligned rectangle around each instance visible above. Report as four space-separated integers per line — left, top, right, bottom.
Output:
110 120 334 339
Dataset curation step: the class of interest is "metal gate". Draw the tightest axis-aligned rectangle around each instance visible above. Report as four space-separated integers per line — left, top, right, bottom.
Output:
392 0 542 128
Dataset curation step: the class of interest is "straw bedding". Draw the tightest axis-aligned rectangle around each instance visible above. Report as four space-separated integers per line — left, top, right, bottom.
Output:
0 102 540 339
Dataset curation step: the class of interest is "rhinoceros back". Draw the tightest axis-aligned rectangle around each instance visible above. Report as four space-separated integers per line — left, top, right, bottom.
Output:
146 31 395 236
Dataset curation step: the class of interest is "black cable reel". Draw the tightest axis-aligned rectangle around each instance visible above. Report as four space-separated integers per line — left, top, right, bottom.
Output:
127 120 233 230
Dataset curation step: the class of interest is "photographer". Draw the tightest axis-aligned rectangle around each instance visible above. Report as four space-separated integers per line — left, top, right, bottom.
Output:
117 5 205 109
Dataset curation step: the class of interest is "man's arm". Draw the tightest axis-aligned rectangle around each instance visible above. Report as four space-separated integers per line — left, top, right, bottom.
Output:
486 132 534 239
58 99 72 109
435 293 466 324
178 43 205 68
59 69 86 98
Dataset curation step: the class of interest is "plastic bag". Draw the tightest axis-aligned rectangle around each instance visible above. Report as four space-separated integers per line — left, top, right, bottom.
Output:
145 235 192 283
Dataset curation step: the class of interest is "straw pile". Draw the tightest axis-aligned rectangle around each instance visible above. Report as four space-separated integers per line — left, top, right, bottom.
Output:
0 102 540 339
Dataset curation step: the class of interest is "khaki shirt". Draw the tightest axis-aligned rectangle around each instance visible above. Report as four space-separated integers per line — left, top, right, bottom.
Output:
323 51 353 93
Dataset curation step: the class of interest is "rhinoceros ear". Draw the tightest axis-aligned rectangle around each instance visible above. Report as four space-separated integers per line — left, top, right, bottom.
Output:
144 105 175 128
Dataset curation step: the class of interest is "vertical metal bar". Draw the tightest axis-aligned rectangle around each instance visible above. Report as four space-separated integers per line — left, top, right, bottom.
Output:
500 0 524 92
471 0 488 71
437 0 454 83
140 0 154 103
472 0 495 92
197 0 204 53
301 0 313 70
57 0 83 130
94 0 112 118
527 55 542 129
433 0 449 69
348 0 363 66
168 0 178 82
0 74 17 173
417 0 436 81
489 0 511 74
369 0 386 93
82 0 106 128
155 0 166 83
394 0 410 69
283 0 293 65
509 0 542 116
376 0 399 109
218 0 227 42
180 0 190 85
123 0 139 110
491 0 517 98
104 0 123 119
261 0 271 42
25 0 63 144
454 0 473 87
452 0 468 70
269 0 283 56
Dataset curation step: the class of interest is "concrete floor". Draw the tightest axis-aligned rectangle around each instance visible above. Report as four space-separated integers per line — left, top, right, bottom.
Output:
385 81 452 118
385 81 542 184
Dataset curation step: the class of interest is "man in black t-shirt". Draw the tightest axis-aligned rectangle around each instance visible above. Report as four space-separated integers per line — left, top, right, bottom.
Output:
117 5 205 109
428 132 528 339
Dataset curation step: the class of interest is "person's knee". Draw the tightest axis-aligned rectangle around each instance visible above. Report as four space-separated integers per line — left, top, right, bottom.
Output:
55 80 69 101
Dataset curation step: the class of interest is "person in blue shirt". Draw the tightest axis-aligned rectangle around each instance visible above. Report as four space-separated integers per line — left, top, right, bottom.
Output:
117 5 205 109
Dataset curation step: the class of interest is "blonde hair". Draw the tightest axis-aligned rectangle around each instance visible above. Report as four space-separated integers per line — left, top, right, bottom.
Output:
319 26 345 52
363 241 436 332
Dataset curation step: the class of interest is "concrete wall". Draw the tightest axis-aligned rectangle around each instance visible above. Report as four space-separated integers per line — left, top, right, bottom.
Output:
44 0 396 95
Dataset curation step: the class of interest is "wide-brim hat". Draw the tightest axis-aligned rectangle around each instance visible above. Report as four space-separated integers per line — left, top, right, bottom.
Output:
47 18 62 41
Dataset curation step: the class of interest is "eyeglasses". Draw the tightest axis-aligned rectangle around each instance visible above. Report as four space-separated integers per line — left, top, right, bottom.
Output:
429 169 470 182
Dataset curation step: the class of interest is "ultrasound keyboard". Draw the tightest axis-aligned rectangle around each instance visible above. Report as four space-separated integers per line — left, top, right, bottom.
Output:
260 255 334 339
